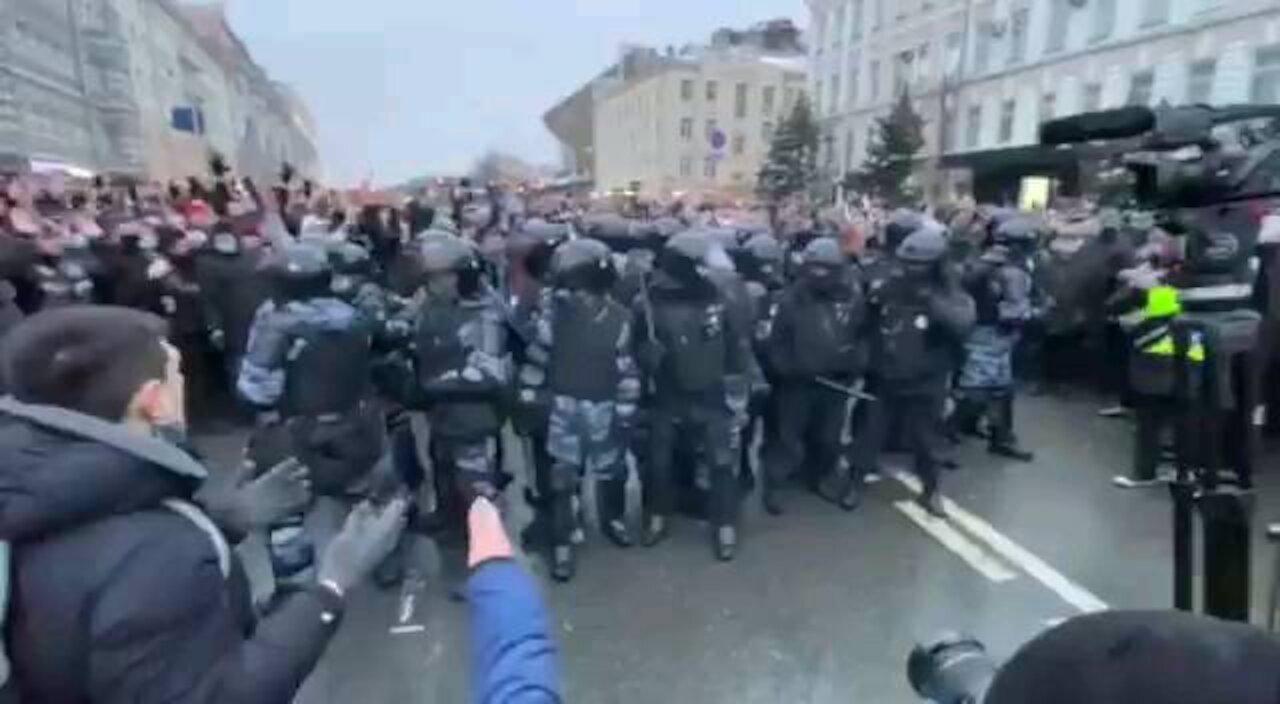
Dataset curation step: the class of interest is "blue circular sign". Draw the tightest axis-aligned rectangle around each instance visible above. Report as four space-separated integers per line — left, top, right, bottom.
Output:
709 129 727 150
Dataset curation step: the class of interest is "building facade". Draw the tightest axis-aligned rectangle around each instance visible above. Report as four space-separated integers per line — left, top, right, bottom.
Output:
593 49 806 197
806 0 1280 202
0 0 319 182
548 20 806 197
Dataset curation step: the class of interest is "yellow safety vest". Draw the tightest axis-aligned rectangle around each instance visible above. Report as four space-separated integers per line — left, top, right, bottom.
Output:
1137 286 1206 362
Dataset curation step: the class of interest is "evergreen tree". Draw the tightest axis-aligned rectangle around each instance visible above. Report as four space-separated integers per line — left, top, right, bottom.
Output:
846 91 926 205
757 95 820 202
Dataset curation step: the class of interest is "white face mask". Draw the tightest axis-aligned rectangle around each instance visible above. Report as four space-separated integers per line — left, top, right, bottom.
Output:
213 233 239 254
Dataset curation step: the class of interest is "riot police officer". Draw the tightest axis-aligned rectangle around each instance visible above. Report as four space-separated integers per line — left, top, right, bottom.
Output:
328 240 394 331
735 233 787 493
408 232 509 583
954 216 1038 461
516 237 641 581
635 230 753 561
766 237 866 514
197 224 271 387
237 242 384 579
852 226 976 517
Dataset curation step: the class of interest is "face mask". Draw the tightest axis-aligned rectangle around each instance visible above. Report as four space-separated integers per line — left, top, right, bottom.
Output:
213 233 239 254
152 421 189 447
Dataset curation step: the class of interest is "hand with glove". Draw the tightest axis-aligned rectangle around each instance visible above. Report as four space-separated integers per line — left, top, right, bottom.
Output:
317 498 409 593
203 458 312 538
636 339 667 376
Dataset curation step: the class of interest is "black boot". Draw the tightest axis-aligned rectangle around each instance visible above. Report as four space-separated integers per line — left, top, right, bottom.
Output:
714 525 737 562
838 475 863 512
917 489 947 519
551 544 576 583
988 396 1034 462
642 515 669 547
762 477 784 516
597 479 633 548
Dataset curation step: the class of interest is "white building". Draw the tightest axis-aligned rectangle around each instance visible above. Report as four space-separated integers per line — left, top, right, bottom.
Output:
806 0 1280 202
0 0 319 182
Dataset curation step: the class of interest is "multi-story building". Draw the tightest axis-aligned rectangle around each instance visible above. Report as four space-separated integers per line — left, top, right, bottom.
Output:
807 0 1280 202
0 0 319 182
548 20 806 197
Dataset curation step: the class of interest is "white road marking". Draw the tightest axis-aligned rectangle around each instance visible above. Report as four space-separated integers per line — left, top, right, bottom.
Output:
389 624 427 636
895 472 1110 614
894 501 1019 583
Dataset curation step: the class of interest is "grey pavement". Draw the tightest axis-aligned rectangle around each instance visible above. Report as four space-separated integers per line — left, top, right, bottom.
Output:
192 394 1280 704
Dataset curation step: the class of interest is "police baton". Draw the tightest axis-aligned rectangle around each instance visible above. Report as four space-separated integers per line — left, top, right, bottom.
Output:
814 376 877 402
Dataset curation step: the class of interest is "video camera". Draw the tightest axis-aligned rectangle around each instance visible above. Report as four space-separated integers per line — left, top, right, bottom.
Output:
1043 104 1277 623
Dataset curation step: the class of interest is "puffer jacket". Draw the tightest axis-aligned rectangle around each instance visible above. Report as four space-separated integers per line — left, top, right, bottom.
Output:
0 397 343 704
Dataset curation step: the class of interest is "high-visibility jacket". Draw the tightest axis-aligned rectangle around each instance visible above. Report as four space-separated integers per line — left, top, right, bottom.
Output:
1132 286 1206 362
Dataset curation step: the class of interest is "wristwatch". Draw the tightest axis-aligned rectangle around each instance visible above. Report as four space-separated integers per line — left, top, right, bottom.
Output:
312 579 346 626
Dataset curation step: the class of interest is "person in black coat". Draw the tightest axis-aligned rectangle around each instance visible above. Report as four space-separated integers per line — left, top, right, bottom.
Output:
0 306 405 704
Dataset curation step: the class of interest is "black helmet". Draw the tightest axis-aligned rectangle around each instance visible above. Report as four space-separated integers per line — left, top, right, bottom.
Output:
418 232 479 274
516 219 570 282
658 229 712 285
519 218 571 246
885 209 925 252
993 216 1040 247
896 227 948 264
263 242 332 301
801 236 845 267
552 237 616 292
328 241 373 276
743 233 784 264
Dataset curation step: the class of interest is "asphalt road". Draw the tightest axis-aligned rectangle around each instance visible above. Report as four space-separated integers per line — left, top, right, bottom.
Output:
194 392 1280 704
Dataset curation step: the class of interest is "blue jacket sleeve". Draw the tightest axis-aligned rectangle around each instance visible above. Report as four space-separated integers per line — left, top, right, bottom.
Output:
466 559 562 704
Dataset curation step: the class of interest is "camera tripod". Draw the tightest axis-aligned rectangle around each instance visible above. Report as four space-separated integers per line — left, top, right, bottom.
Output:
1168 311 1261 622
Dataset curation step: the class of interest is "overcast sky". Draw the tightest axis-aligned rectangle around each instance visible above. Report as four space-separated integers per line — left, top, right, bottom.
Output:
224 0 806 186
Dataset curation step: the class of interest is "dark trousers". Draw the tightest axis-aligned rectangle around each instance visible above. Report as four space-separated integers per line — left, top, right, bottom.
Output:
770 382 847 489
646 403 738 527
853 388 945 495
1133 393 1179 481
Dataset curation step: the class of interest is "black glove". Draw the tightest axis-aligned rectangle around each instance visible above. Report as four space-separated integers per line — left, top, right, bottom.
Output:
203 458 312 538
317 498 409 593
636 340 667 375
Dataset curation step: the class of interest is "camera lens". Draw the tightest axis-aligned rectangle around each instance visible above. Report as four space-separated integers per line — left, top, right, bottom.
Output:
907 633 998 704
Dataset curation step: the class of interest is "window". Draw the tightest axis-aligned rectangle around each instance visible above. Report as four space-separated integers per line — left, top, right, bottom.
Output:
966 104 983 148
916 43 931 82
706 80 718 102
705 119 718 140
845 130 857 171
872 0 883 29
945 31 964 77
784 87 798 109
1046 0 1070 53
974 27 991 74
681 80 694 101
680 157 693 177
999 99 1016 143
1041 92 1057 122
762 85 777 114
1187 59 1216 104
851 0 865 38
1008 8 1030 65
829 74 841 114
870 59 881 101
1142 0 1171 26
732 134 746 156
680 118 694 140
1092 0 1117 41
1128 70 1155 106
704 157 718 180
1254 46 1280 103
735 82 748 118
1082 82 1103 111
893 54 909 96
762 121 775 140
833 5 846 49
848 62 861 106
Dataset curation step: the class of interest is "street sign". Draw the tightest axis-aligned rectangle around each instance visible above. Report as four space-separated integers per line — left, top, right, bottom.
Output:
709 129 727 151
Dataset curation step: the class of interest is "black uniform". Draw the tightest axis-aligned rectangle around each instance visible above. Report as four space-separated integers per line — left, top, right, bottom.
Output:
196 232 271 383
765 237 866 513
852 227 976 517
635 231 753 561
